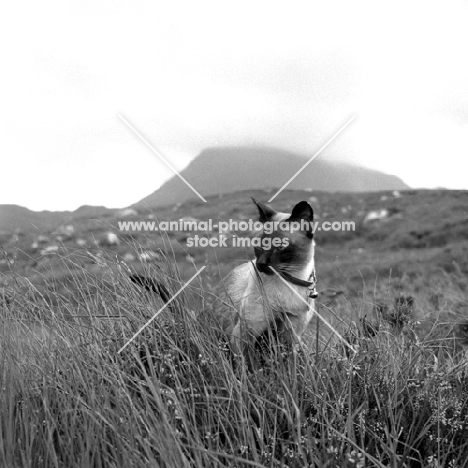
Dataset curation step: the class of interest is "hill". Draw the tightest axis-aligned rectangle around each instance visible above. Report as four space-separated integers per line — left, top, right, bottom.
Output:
0 204 116 234
0 205 72 233
135 146 410 208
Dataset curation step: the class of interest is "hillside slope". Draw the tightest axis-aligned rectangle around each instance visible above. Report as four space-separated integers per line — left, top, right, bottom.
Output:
0 205 115 233
135 146 410 208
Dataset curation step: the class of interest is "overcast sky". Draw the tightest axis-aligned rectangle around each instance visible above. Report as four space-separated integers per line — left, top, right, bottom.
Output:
1 0 468 211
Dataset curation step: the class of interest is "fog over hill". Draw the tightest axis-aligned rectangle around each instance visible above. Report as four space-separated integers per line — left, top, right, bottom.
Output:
135 147 410 208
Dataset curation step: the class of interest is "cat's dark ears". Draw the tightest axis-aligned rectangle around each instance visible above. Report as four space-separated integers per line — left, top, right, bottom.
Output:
288 201 314 222
251 198 314 224
251 197 277 222
288 201 314 238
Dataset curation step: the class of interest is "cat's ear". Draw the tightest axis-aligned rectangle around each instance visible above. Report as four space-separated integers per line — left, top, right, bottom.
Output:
251 197 277 222
287 201 314 237
288 201 314 222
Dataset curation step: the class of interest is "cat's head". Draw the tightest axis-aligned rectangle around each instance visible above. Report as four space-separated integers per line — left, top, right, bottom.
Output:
251 198 315 276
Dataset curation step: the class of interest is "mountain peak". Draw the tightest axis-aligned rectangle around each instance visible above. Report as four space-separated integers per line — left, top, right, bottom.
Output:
135 146 409 208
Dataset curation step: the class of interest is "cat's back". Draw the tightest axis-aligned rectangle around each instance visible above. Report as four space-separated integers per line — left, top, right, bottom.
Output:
214 261 256 333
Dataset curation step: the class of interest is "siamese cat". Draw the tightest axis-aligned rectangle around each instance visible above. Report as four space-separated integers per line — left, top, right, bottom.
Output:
216 198 317 356
129 198 318 360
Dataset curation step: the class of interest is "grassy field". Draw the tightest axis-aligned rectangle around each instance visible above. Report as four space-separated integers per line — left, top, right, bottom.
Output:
1 189 468 467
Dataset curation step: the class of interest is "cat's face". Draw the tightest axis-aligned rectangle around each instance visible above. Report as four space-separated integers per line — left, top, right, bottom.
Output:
251 199 315 276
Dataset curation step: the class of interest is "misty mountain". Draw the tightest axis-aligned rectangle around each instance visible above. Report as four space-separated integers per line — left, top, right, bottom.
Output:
135 146 410 208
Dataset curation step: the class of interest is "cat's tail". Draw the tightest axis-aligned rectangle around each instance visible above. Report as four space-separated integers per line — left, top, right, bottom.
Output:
129 275 172 306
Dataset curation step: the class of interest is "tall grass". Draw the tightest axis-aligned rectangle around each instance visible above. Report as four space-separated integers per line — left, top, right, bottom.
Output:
1 246 468 468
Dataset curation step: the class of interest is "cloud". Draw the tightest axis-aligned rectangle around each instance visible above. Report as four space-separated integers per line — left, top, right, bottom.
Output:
1 0 468 209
